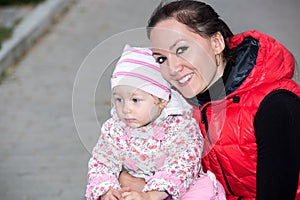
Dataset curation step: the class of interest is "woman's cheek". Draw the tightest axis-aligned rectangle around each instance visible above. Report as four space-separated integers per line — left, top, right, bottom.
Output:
160 65 171 81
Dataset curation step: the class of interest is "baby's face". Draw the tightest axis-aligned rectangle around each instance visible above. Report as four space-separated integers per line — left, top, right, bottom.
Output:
112 85 165 128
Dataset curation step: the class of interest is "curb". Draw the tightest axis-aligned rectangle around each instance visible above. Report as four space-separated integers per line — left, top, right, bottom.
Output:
0 0 74 74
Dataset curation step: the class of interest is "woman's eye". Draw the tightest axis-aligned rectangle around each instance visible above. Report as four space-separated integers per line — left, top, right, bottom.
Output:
156 56 166 64
176 46 188 55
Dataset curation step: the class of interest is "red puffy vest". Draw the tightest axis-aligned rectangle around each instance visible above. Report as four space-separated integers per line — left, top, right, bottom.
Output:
192 30 300 199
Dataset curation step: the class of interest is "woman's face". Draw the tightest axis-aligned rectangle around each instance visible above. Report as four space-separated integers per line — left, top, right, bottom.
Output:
150 18 223 98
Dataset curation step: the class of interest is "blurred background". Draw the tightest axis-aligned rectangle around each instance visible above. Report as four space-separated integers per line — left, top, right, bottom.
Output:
0 0 299 199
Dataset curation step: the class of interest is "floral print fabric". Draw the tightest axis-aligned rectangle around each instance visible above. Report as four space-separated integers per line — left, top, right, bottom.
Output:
86 90 204 200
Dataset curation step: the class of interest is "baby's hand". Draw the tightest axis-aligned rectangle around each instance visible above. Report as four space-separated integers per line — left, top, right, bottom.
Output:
122 191 148 200
119 171 146 191
122 190 168 200
101 189 123 200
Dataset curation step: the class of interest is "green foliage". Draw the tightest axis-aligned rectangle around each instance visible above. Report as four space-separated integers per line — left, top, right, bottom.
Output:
0 70 8 84
0 27 13 48
0 0 45 5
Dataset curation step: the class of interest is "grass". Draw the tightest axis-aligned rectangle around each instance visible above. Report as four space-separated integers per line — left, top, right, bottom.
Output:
0 27 13 49
0 0 44 5
0 0 46 81
0 0 45 48
0 70 8 84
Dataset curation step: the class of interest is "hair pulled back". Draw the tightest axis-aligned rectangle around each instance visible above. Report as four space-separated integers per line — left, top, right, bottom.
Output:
147 0 234 61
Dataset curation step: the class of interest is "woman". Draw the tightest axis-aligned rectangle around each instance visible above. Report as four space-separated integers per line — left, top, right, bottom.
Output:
120 0 300 199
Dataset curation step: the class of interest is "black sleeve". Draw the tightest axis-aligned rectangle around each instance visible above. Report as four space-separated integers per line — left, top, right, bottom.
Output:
254 90 300 200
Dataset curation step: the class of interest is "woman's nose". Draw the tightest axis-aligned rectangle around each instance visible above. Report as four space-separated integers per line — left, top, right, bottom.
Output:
168 54 183 75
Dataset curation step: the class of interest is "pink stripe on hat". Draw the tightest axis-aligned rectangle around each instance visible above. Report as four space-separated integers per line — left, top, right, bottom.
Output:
113 71 170 93
124 47 152 56
111 44 171 101
117 58 160 72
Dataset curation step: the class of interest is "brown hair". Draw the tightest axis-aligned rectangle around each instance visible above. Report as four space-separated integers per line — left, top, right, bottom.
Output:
147 0 234 61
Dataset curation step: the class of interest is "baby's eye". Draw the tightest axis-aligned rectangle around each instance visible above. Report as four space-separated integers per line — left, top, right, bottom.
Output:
114 97 122 103
132 98 141 103
156 56 167 64
176 46 188 55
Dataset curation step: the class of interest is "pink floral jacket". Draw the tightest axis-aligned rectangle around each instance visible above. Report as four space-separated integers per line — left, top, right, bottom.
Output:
86 91 204 200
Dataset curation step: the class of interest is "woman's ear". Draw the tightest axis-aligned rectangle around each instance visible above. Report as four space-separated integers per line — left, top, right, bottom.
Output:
211 32 225 55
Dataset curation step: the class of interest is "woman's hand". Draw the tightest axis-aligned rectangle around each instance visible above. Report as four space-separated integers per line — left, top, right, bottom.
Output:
119 171 146 191
122 191 168 200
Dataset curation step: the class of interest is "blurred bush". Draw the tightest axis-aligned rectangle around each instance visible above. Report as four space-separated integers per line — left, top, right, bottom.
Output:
0 27 12 42
0 0 45 5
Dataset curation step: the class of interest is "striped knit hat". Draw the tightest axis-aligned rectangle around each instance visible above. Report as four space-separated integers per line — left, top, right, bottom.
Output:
111 44 171 101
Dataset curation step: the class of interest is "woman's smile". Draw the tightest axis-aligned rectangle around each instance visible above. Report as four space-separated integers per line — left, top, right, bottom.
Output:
178 73 194 86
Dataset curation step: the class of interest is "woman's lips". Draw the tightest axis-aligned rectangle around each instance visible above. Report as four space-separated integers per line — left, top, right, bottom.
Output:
178 73 193 86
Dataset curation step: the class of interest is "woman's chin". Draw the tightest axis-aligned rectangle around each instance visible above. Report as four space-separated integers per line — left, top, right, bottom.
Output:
179 90 197 99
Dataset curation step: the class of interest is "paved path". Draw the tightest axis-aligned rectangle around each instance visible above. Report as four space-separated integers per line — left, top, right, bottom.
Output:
0 1 299 200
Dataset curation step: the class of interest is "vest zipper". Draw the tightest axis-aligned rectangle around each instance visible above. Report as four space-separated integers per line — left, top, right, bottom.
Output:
215 153 238 197
200 103 211 143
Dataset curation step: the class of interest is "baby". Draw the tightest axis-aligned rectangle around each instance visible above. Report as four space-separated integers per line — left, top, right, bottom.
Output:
86 45 226 200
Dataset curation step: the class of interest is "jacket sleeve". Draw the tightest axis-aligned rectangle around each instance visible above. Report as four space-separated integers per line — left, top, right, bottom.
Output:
142 115 204 200
85 120 122 200
254 91 300 200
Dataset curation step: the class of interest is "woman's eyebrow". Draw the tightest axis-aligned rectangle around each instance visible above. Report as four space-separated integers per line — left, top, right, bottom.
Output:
152 38 186 56
169 39 185 50
152 39 187 55
152 52 162 56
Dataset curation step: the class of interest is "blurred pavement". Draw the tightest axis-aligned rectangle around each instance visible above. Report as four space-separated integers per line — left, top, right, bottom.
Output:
0 0 299 200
